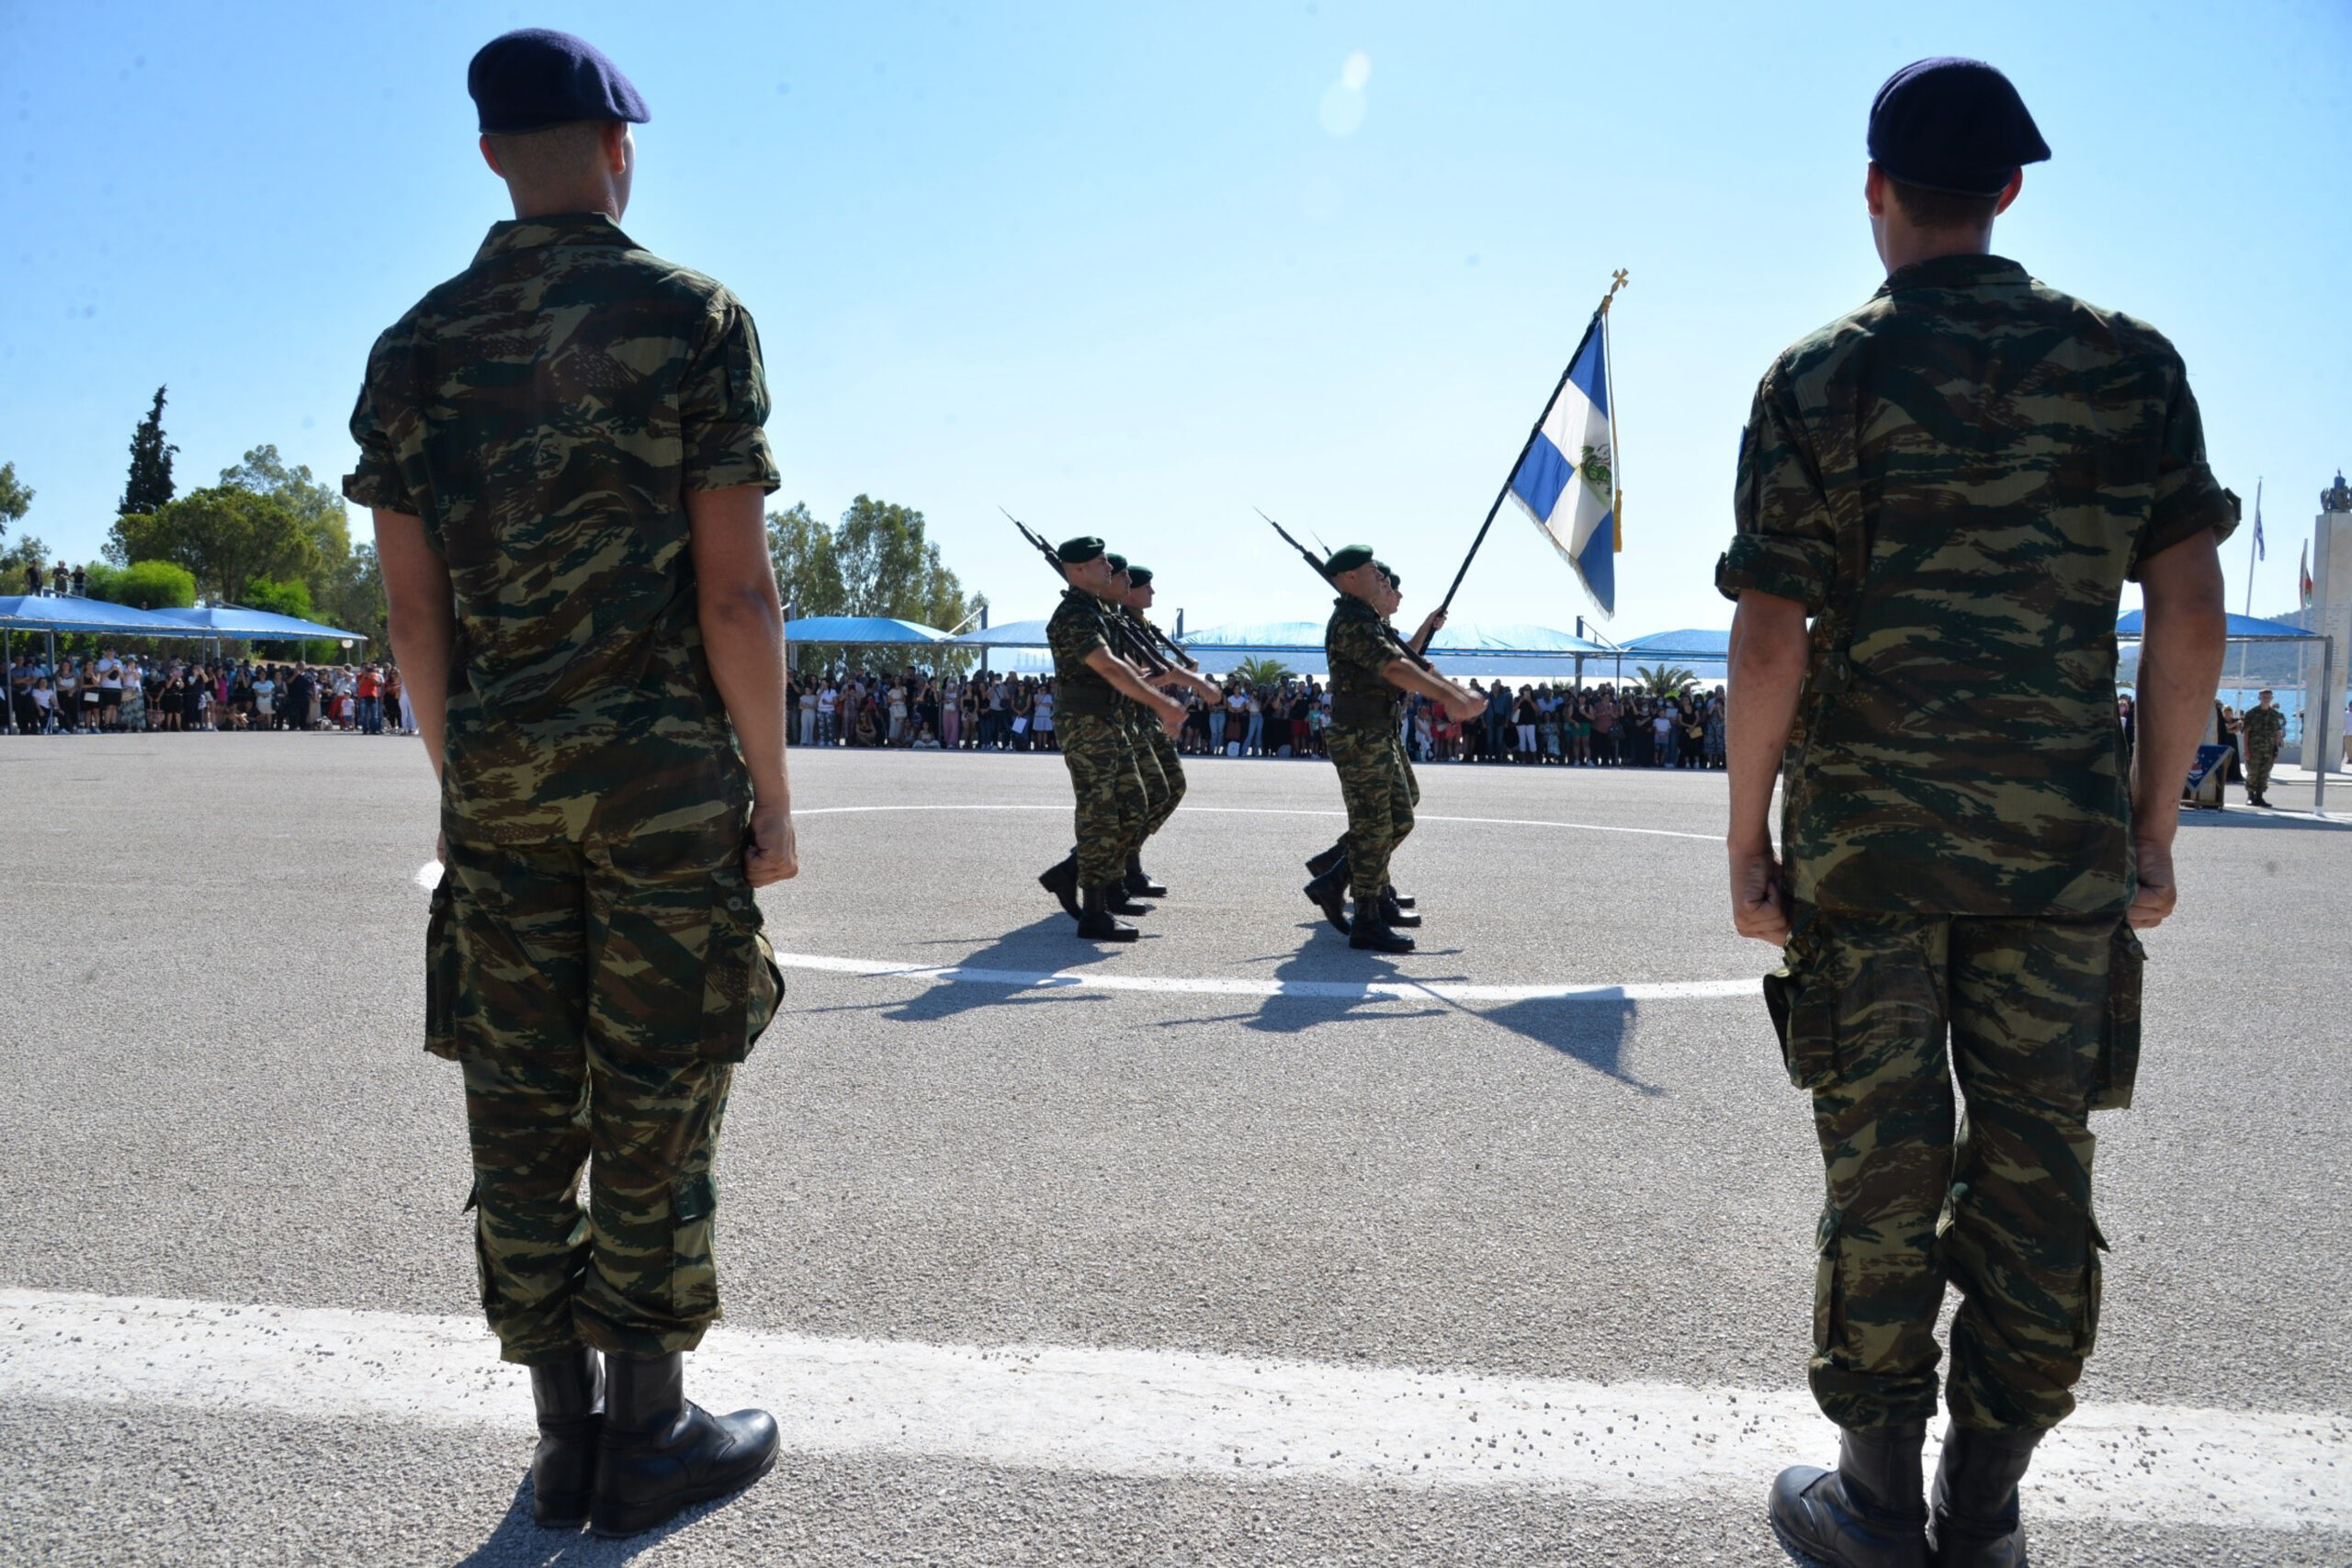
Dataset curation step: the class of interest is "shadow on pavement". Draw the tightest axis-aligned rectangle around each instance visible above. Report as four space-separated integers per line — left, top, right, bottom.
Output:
2178 807 2352 832
448 1472 758 1567
881 914 1124 1024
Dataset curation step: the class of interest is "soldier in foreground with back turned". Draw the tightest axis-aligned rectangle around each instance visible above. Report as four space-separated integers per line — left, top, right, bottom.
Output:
1108 560 1222 898
1306 547 1487 953
1718 58 2231 1568
351 29 794 1538
1037 537 1187 941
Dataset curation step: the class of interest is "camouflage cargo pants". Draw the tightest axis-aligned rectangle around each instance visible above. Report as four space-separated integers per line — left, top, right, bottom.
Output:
1328 724 1415 906
1057 712 1148 888
1138 716 1186 838
2246 739 2278 794
428 821 782 1364
1767 909 2143 1433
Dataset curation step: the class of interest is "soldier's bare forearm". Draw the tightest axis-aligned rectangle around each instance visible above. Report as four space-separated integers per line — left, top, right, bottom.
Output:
2132 533 2227 847
688 485 791 807
373 509 455 783
1724 592 1809 853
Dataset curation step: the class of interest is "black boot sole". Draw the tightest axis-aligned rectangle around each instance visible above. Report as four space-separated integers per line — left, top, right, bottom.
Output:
589 1445 779 1538
1077 920 1141 942
1125 877 1169 898
1038 863 1080 919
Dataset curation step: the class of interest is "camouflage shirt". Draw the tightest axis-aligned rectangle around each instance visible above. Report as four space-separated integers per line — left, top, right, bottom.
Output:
1716 254 2234 917
1326 594 1402 732
344 214 781 843
1047 588 1118 717
2243 704 2285 751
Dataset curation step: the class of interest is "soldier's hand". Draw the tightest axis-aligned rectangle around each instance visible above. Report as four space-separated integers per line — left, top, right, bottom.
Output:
1728 842 1790 944
1446 693 1487 724
1417 608 1448 641
1155 694 1186 739
746 801 799 886
2127 837 2176 930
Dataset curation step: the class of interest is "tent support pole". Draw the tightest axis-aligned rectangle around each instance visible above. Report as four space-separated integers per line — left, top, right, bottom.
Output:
2314 635 2335 817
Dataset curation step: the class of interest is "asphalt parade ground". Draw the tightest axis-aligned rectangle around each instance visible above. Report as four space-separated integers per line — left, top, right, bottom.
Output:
2 737 2347 1567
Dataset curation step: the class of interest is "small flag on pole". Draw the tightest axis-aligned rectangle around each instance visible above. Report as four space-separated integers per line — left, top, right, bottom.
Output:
2301 542 2315 608
1506 308 1618 616
2252 485 2266 561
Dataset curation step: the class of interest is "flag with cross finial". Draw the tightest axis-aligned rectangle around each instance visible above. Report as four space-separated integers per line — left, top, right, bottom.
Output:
1503 273 1626 616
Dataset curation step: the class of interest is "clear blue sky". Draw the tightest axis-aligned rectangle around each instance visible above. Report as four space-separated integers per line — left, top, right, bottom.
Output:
6 0 2347 634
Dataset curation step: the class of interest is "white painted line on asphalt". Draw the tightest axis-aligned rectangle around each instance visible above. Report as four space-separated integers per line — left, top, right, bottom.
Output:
797 802 1718 841
771 951 1760 1004
1 1288 2340 1530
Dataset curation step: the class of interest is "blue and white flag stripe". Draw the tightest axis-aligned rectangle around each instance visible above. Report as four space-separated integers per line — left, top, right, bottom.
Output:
1507 316 1616 616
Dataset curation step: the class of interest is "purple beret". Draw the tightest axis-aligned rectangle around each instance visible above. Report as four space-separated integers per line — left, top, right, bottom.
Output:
1868 58 2049 197
468 28 650 135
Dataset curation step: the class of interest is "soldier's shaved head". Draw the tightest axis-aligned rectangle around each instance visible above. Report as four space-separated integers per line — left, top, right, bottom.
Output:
481 119 635 221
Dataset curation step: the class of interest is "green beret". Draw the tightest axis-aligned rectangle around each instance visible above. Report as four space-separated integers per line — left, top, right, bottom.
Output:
1374 559 1399 586
1105 552 1128 573
1324 544 1375 576
1057 536 1105 565
1125 565 1154 587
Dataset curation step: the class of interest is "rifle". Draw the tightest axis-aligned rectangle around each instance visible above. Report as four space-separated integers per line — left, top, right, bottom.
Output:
1001 508 1170 675
1255 508 1433 672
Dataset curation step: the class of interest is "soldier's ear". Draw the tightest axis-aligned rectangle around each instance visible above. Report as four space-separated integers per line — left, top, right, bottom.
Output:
479 135 506 179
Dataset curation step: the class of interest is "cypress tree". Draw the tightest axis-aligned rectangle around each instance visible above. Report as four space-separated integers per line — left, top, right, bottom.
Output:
120 386 178 517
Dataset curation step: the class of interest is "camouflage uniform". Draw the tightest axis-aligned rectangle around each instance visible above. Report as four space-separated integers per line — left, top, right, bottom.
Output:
1048 588 1148 889
1717 253 2234 1434
1114 607 1186 836
346 213 785 1364
2242 703 2285 796
1324 595 1415 908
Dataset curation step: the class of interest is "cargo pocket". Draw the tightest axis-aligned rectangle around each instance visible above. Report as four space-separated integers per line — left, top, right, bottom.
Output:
424 876 460 1062
1812 1204 1846 1354
1764 930 1841 1091
2089 924 2145 1111
699 873 785 1064
672 1171 719 1319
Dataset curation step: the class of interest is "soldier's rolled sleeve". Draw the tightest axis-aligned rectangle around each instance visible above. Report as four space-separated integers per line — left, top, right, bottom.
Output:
1715 371 1834 612
680 297 782 494
342 333 420 516
2130 373 2236 578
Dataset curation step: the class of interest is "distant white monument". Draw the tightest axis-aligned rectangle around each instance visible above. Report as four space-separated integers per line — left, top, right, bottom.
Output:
2312 471 2352 773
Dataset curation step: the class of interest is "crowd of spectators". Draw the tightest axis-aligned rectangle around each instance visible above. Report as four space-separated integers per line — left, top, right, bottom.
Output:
786 666 1730 768
6 649 414 736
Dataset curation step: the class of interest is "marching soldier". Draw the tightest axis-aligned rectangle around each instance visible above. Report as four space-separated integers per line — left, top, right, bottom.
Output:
2242 689 2284 807
1718 59 2231 1567
352 29 792 1537
1037 538 1186 941
1303 559 1442 918
1303 547 1487 952
1110 559 1221 897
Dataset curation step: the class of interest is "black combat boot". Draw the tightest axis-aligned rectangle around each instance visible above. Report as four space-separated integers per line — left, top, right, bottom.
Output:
1305 839 1348 879
1105 877 1153 915
1928 1427 2041 1568
1303 863 1351 934
1769 1422 1929 1568
526 1347 603 1528
1125 852 1168 898
1379 889 1421 929
1078 882 1141 942
1349 911 1416 953
1038 853 1081 920
1383 883 1416 911
590 1352 778 1539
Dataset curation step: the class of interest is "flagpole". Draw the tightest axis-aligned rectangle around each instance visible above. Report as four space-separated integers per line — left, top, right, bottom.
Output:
2238 479 2260 687
1435 271 1627 618
1600 271 1625 554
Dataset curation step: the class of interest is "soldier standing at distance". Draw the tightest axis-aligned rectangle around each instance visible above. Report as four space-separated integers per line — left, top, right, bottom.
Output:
1304 547 1486 952
1718 60 2231 1568
1037 537 1187 941
1110 560 1222 898
2241 689 2284 807
352 30 793 1538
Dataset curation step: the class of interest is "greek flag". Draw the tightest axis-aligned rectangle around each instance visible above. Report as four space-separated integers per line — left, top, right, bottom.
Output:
1506 313 1617 615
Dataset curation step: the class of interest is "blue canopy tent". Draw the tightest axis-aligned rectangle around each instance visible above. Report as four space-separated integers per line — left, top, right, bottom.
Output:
943 618 1055 674
146 604 368 643
0 595 212 734
2119 609 2334 812
1175 620 1607 680
782 615 949 645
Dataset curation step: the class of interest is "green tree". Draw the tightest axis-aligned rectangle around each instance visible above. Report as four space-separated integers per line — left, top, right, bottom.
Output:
0 460 31 547
120 387 178 517
2 533 50 582
766 502 845 618
1633 663 1698 697
219 445 351 572
833 493 971 629
83 559 197 609
111 485 320 604
1230 656 1295 687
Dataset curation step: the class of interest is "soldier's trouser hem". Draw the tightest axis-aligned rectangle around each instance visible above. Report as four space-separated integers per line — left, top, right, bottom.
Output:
1783 910 2119 1435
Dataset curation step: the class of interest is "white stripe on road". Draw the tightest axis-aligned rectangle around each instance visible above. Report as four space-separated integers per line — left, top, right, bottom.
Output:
771 951 1759 1004
0 1288 2339 1530
797 803 1719 841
